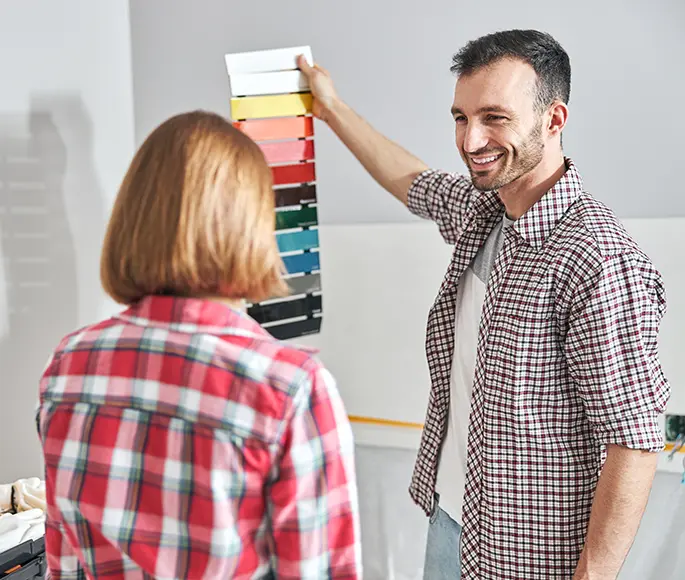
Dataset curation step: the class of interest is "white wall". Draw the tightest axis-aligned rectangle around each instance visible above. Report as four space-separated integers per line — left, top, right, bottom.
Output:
129 0 685 223
0 0 135 482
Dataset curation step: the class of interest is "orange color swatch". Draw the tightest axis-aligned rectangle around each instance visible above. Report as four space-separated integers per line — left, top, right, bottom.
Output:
233 117 314 141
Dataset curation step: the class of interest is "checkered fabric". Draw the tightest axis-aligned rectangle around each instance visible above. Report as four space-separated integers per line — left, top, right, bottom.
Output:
406 158 670 579
36 296 361 579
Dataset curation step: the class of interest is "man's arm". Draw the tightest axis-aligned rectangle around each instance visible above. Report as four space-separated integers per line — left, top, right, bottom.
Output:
297 55 427 205
298 55 475 245
565 252 670 578
573 445 658 579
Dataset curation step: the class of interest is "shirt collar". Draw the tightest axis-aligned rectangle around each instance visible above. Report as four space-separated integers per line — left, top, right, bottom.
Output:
511 157 584 250
115 295 319 353
467 183 505 225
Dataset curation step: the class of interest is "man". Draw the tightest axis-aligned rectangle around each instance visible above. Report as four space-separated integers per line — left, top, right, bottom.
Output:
298 29 670 579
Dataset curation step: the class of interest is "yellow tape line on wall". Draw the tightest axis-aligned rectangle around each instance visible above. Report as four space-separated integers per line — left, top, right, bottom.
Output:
348 415 424 430
348 417 683 453
664 442 685 454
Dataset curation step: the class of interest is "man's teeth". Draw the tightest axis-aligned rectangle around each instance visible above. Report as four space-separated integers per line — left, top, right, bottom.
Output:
472 154 500 164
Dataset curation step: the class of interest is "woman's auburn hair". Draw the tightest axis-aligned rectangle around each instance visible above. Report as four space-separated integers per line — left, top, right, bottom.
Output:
101 110 288 305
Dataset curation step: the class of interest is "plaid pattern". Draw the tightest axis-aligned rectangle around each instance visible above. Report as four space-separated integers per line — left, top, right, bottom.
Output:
36 296 361 579
407 158 670 579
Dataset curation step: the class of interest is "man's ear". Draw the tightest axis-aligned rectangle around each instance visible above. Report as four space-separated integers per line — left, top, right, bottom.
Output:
548 101 569 137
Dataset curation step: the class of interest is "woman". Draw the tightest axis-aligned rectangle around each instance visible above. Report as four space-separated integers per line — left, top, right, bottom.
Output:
36 111 362 579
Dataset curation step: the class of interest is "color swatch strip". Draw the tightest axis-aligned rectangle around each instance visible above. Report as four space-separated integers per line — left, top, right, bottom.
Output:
259 140 315 165
286 273 321 295
250 295 322 325
277 230 319 253
230 93 313 120
268 318 321 340
229 70 309 97
233 117 314 141
225 45 313 75
272 162 316 186
282 251 320 275
275 184 317 207
275 206 318 230
226 45 321 340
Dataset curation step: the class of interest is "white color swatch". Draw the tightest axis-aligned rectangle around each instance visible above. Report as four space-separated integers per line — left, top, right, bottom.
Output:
224 45 313 75
229 69 309 97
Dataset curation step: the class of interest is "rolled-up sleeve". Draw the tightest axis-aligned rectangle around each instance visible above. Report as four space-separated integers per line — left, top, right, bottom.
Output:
565 252 670 452
407 169 475 245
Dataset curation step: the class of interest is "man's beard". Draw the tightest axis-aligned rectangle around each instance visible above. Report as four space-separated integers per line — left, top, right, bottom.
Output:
469 121 544 192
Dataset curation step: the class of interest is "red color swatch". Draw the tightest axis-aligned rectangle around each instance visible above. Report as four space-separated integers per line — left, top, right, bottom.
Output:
272 163 316 186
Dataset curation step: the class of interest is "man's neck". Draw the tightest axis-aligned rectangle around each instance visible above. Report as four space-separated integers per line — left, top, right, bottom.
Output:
498 152 566 220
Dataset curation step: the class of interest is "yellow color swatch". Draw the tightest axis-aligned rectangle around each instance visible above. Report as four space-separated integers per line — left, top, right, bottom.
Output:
231 92 313 120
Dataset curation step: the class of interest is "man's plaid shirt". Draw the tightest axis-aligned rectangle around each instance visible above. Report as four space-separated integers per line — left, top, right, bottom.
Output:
406 158 670 579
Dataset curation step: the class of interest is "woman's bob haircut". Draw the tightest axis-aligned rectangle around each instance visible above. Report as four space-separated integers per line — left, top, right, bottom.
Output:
101 110 289 305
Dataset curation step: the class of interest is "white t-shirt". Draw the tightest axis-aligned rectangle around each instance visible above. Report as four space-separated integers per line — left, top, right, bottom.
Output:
435 214 514 524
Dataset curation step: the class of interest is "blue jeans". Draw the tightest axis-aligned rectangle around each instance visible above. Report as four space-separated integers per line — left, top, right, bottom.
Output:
423 494 462 579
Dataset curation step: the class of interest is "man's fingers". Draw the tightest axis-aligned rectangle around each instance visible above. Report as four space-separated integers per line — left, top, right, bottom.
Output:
314 63 330 76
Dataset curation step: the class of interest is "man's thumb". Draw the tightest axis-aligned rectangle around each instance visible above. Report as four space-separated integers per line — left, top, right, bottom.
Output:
297 54 314 75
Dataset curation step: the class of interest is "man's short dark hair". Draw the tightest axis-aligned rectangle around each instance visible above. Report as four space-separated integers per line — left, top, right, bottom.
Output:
451 29 571 112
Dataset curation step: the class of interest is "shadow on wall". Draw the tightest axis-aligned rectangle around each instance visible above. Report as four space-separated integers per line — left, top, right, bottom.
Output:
0 95 105 483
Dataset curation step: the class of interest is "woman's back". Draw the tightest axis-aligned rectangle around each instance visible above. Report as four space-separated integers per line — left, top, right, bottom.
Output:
38 295 360 578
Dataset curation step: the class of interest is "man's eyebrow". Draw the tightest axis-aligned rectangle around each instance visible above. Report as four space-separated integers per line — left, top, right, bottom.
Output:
478 105 515 115
450 105 515 117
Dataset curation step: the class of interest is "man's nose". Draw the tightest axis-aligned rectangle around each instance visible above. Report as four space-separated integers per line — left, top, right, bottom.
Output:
463 123 489 154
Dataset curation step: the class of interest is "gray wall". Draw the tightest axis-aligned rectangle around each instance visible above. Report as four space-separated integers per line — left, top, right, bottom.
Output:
129 0 685 223
0 0 136 483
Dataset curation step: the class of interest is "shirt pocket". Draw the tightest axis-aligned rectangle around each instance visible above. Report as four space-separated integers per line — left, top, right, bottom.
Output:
487 270 566 370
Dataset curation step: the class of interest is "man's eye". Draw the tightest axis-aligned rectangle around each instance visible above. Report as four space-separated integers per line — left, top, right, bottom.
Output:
487 115 506 121
454 116 467 123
